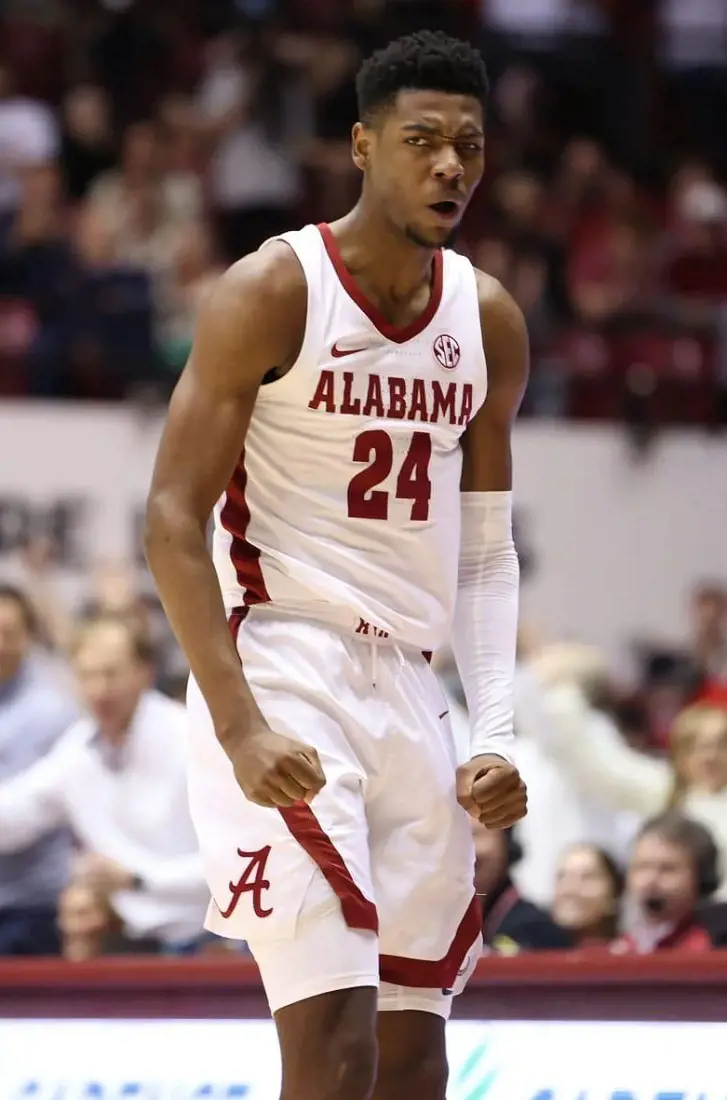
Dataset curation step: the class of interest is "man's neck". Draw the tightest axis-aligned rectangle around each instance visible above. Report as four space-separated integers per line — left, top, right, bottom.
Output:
331 203 437 304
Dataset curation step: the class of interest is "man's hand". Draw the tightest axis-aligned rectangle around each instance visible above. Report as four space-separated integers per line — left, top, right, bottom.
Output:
228 726 327 809
456 754 527 828
73 854 136 895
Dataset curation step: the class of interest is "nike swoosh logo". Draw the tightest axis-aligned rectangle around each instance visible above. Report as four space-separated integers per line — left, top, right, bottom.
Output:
331 342 367 358
438 710 449 720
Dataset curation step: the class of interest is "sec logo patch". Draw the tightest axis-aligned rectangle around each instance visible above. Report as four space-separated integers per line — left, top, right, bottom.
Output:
433 334 460 370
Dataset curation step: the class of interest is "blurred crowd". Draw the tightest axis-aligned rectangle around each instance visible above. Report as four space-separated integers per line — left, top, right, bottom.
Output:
0 0 726 427
1 541 726 960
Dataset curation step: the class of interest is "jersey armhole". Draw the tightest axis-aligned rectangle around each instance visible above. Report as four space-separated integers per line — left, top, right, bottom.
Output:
447 249 488 398
256 230 326 395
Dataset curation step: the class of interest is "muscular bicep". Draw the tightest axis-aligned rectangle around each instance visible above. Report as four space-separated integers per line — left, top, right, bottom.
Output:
147 246 306 525
461 275 529 493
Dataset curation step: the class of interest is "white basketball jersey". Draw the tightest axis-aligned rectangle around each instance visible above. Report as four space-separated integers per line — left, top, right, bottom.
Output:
213 223 487 652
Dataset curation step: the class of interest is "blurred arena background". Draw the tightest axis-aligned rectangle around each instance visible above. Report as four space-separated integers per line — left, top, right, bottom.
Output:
1 0 727 1096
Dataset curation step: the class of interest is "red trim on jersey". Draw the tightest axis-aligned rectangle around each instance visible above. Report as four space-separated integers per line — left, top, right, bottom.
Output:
279 803 379 934
220 454 270 607
317 222 443 344
379 894 482 989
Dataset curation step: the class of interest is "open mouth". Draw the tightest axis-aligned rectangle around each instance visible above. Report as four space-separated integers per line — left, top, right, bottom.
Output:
430 200 460 218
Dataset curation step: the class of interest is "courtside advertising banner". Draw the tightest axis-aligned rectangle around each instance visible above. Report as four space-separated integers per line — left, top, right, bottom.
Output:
0 1019 724 1099
1 404 723 661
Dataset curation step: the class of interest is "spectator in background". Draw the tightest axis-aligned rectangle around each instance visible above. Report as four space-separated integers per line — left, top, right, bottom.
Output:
664 174 727 329
0 584 77 955
0 162 79 396
196 30 303 261
71 205 157 399
87 121 202 251
519 647 727 897
59 85 115 205
685 582 727 695
613 812 717 953
0 61 59 214
157 219 223 377
473 820 573 954
513 644 638 907
0 613 209 955
551 843 624 948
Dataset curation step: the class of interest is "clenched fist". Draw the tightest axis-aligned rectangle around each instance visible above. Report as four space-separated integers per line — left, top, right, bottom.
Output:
228 725 326 809
456 754 527 829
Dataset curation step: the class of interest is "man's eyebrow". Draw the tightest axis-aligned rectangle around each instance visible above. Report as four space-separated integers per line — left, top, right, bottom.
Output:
400 121 484 138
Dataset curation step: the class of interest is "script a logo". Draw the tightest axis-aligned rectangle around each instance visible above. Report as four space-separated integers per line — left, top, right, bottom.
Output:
450 1041 499 1100
219 847 273 920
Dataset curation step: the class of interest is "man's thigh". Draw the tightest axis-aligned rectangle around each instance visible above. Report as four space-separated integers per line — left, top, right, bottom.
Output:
369 653 481 995
186 611 380 956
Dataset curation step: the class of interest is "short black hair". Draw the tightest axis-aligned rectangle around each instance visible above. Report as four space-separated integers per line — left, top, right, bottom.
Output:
0 583 38 637
356 30 489 124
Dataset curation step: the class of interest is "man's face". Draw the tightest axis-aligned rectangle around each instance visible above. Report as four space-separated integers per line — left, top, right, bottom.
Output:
627 832 698 926
356 89 485 248
692 590 727 642
0 596 31 684
73 622 149 735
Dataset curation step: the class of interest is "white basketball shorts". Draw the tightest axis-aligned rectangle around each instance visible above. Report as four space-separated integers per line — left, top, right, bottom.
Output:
186 606 482 1018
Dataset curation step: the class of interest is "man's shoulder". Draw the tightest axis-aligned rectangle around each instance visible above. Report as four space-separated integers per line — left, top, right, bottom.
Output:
213 242 308 323
19 662 78 734
473 270 527 340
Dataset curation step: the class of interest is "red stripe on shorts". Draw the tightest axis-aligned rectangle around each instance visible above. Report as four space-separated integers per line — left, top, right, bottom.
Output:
279 803 379 934
379 893 482 989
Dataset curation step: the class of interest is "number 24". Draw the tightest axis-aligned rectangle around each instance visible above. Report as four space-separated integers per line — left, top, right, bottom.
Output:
347 430 432 521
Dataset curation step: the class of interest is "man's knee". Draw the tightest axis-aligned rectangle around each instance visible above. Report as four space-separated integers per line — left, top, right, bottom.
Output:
378 1049 447 1100
277 987 378 1100
375 1011 448 1100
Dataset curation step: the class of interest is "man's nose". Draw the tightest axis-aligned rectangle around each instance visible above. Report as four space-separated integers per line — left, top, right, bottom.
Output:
432 147 464 182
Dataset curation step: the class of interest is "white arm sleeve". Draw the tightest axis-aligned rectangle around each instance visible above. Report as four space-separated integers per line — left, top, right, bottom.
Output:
452 491 519 766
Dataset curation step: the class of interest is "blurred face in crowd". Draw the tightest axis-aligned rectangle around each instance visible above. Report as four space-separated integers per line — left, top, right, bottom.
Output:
552 844 619 941
0 595 32 685
692 587 727 646
19 163 61 214
679 710 727 793
64 85 109 144
354 89 485 249
58 884 109 961
121 122 159 183
72 621 151 739
627 832 698 926
472 819 508 898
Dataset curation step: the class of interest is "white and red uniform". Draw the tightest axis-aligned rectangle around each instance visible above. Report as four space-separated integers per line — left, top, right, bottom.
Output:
187 223 488 1017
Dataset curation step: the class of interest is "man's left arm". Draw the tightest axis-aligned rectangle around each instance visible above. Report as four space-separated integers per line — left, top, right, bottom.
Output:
453 272 529 828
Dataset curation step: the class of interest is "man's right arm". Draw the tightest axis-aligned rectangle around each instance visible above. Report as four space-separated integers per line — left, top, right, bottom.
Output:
0 745 69 853
144 244 325 808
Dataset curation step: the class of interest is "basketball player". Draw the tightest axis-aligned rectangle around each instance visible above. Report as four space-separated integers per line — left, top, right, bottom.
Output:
145 31 527 1100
